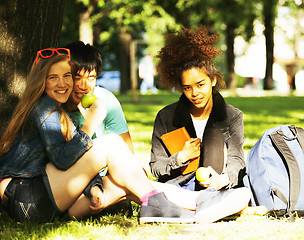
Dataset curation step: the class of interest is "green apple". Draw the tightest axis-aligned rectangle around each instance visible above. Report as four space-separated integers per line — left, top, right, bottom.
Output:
81 94 97 108
196 167 212 182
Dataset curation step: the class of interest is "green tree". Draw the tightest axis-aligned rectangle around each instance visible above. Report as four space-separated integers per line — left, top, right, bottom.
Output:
94 0 177 95
155 0 257 89
61 0 177 97
211 0 257 89
0 0 65 137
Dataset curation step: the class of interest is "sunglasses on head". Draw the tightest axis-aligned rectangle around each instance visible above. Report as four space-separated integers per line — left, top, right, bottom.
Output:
35 48 70 64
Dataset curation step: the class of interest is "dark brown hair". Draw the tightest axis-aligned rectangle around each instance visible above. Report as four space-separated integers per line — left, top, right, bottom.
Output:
156 25 226 92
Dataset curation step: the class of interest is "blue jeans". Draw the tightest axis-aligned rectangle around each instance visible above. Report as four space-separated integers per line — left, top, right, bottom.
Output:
3 175 66 223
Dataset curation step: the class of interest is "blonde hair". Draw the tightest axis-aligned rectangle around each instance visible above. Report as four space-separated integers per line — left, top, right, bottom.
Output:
0 54 73 159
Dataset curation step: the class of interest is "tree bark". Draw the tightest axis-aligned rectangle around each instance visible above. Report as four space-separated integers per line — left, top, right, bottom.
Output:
119 30 132 95
226 23 237 89
263 0 276 90
0 0 65 137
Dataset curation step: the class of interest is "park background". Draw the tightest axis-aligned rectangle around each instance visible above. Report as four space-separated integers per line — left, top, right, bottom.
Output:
2 0 304 239
2 0 304 119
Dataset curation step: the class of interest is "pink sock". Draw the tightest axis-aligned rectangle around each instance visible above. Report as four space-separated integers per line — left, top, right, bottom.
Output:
140 190 159 206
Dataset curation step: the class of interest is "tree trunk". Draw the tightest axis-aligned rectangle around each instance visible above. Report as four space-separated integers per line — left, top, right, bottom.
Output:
263 0 276 90
119 30 132 94
226 23 237 89
0 0 65 137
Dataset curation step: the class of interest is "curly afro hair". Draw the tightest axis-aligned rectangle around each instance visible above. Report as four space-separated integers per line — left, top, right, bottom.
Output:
156 25 226 93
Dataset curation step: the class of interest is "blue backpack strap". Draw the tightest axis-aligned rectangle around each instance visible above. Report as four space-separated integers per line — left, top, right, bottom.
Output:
269 129 301 214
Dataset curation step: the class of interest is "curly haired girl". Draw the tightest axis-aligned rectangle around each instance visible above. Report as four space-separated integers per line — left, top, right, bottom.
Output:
150 25 245 191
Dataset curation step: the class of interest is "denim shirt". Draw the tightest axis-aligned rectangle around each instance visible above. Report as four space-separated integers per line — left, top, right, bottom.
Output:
0 95 93 178
150 93 245 188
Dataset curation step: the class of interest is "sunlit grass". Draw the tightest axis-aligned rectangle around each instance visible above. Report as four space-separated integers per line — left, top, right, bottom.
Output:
225 95 304 152
1 90 304 239
120 92 304 164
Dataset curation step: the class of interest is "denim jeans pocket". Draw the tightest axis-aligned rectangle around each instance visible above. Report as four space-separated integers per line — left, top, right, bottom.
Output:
8 178 57 222
12 200 40 222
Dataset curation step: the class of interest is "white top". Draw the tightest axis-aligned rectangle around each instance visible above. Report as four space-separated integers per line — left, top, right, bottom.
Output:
191 117 209 140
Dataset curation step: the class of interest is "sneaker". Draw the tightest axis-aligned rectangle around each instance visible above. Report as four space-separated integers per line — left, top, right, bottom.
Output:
139 192 195 224
195 187 251 224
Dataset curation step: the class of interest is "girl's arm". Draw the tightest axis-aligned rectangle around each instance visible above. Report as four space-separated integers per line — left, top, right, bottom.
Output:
35 96 93 170
222 110 246 187
150 111 188 179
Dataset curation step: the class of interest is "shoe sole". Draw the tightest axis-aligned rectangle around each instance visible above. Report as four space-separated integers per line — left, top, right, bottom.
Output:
139 216 195 224
195 188 251 224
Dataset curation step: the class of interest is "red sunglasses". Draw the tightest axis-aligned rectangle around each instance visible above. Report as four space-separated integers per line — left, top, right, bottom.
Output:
35 48 70 64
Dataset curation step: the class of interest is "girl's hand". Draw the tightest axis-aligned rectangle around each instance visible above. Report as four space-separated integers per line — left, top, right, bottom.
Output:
199 167 230 190
78 98 107 137
178 138 201 163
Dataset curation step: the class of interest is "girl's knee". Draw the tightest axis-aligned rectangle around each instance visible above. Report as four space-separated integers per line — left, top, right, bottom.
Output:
94 134 123 144
93 134 127 152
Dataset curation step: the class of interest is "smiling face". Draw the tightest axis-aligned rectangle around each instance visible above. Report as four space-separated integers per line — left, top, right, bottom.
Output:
45 60 73 105
181 67 216 118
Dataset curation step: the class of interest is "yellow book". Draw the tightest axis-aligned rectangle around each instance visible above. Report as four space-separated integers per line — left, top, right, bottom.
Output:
161 127 200 175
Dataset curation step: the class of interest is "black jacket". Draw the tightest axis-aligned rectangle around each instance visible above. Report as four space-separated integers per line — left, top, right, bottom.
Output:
150 93 245 187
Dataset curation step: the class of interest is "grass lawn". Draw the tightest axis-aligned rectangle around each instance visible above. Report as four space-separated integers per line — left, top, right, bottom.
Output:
1 90 304 239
